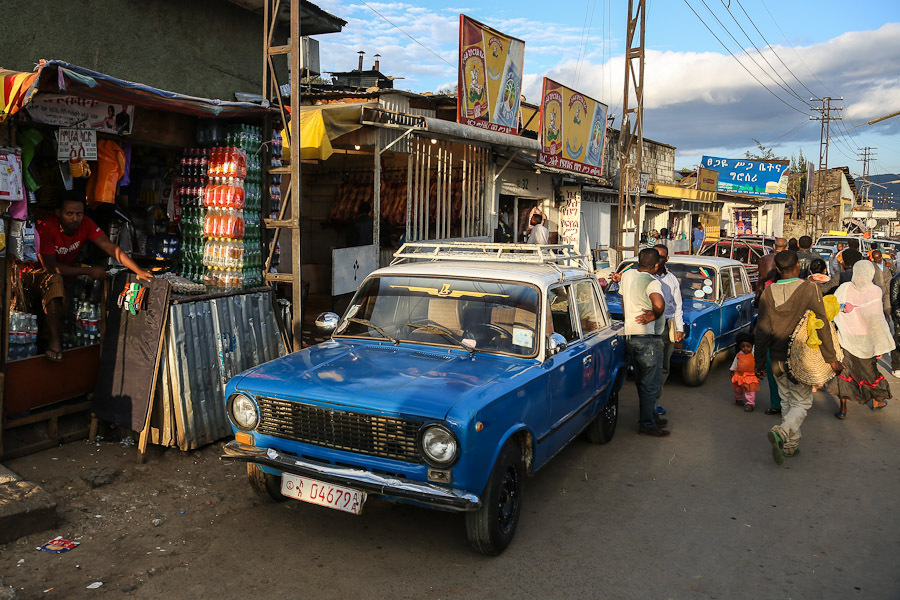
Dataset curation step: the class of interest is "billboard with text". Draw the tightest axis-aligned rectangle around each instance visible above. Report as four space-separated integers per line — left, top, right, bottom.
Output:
700 155 789 198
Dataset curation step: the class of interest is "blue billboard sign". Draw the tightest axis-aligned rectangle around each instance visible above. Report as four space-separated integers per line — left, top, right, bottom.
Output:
700 156 790 199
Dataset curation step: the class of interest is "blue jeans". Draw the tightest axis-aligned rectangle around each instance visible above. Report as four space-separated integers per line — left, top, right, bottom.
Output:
626 336 664 429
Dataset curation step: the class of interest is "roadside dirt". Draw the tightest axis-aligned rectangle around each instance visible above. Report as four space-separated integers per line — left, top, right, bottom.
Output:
0 434 255 598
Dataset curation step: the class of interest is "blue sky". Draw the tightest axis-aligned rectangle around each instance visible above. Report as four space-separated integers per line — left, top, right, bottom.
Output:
312 1 900 181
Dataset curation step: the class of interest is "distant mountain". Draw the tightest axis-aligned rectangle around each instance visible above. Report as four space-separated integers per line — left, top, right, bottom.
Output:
866 174 900 209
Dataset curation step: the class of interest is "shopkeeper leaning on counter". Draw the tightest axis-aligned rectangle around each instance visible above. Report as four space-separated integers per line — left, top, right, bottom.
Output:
25 191 153 362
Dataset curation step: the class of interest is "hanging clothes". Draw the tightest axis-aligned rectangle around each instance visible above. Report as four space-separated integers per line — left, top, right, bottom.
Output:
87 139 126 205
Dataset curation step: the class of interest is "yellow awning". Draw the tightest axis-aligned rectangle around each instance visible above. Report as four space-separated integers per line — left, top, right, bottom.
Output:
652 183 717 203
297 104 370 161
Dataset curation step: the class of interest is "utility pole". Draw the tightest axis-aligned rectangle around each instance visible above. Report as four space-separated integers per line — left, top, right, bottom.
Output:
616 0 646 259
857 146 877 207
809 97 842 237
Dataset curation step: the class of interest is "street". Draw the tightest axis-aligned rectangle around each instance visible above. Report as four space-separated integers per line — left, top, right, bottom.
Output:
1 353 899 599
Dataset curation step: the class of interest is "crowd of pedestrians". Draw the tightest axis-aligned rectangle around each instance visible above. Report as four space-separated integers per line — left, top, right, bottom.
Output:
615 234 896 466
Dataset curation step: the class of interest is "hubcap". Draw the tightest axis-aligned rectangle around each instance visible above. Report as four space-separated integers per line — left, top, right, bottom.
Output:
497 466 520 533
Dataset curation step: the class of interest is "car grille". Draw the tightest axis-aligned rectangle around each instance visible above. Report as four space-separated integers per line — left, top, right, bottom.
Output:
256 397 423 463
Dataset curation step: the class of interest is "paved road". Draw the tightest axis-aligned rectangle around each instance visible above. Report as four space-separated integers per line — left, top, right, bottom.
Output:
2 354 899 599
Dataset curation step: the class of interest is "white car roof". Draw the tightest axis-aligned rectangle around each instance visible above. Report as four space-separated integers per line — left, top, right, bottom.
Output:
372 260 591 287
620 255 745 269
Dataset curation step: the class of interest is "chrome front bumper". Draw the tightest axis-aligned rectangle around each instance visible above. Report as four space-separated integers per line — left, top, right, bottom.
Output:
220 440 480 511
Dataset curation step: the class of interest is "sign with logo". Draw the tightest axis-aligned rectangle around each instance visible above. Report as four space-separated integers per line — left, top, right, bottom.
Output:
332 244 377 296
457 15 525 135
25 94 133 135
56 128 97 160
537 78 608 178
700 155 789 198
558 185 582 252
697 167 718 192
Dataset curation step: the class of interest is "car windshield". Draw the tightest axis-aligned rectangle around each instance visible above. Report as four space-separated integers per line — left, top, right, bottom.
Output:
334 275 541 357
615 262 718 302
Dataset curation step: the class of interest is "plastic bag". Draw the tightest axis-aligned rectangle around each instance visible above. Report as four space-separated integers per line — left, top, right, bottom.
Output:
86 139 125 204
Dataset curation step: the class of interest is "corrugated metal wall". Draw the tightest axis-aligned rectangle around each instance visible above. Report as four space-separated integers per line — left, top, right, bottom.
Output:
153 290 285 450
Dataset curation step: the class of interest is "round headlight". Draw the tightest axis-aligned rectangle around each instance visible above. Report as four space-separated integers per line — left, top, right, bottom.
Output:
421 425 458 466
229 393 259 430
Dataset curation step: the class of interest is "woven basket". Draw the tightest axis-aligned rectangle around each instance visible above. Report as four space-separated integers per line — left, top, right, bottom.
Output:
787 310 843 386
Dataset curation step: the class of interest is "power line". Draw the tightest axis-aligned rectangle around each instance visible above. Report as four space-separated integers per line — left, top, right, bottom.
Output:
764 119 810 144
682 0 808 115
733 0 818 99
359 1 455 69
719 0 810 105
574 0 594 86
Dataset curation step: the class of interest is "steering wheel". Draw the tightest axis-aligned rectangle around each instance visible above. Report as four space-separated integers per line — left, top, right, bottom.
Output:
470 323 512 339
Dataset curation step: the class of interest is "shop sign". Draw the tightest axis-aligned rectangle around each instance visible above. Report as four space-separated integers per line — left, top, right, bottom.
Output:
697 167 718 192
700 155 789 198
56 128 97 161
537 78 608 178
558 186 582 252
25 94 134 135
457 15 525 135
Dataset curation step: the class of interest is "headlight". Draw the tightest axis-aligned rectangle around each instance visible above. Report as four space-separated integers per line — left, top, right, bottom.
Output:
228 393 259 430
421 425 458 466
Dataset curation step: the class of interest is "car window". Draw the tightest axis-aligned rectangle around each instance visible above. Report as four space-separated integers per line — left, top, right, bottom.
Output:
617 261 717 302
732 245 750 263
717 243 731 259
720 268 736 299
548 285 579 343
574 280 606 335
747 246 765 265
732 267 749 296
700 243 716 256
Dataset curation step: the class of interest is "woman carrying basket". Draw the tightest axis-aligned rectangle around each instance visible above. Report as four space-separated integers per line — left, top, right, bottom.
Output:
826 261 894 418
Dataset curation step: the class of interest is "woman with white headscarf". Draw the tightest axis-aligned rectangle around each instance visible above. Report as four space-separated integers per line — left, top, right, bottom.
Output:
825 260 895 418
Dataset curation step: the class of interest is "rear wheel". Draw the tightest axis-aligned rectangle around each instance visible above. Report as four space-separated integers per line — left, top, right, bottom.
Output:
465 442 524 555
682 333 713 386
585 388 618 444
247 463 285 502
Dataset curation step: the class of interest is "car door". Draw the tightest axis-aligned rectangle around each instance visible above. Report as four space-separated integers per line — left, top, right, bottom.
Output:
718 266 742 349
545 283 594 448
731 266 755 330
573 279 618 416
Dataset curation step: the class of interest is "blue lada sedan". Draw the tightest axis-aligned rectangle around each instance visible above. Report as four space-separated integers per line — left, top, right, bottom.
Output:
605 255 756 386
221 243 626 555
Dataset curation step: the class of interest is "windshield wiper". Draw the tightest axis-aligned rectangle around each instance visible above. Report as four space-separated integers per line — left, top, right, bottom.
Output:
406 320 476 356
345 317 399 345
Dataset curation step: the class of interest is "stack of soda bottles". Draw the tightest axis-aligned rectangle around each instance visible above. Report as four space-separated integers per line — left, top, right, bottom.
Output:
7 311 38 360
227 123 266 288
177 148 209 283
63 279 103 349
203 146 248 290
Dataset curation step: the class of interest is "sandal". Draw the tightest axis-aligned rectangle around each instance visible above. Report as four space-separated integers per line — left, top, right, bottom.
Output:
764 408 781 415
872 400 888 412
44 349 63 362
834 411 846 420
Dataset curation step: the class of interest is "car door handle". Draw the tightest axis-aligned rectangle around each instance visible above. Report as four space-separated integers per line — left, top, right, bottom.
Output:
583 355 592 366
611 338 618 348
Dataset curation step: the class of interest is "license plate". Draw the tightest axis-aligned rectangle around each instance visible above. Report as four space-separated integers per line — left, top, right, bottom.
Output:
280 473 366 515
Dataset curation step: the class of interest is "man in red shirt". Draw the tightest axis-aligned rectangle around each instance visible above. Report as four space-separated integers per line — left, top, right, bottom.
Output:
26 195 152 361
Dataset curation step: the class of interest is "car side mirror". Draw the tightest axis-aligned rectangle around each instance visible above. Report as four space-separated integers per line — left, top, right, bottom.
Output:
547 333 567 356
315 312 340 333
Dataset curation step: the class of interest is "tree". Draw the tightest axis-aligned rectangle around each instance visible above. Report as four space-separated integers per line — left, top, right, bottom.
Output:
744 139 787 161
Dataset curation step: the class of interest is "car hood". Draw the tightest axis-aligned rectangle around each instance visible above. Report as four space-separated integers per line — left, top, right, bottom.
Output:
234 340 536 419
606 293 718 321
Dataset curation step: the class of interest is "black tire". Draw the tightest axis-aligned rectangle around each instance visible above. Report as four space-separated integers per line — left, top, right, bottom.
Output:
465 442 524 556
585 387 618 444
682 333 713 387
247 463 285 502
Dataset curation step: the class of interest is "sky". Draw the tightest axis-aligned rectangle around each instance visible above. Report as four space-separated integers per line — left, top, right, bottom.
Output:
311 0 900 187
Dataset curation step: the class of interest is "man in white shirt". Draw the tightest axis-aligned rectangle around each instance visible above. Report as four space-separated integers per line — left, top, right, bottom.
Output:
620 247 669 436
653 244 685 416
527 213 549 245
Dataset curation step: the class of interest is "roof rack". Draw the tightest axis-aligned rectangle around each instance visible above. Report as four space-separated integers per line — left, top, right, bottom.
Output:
392 242 591 268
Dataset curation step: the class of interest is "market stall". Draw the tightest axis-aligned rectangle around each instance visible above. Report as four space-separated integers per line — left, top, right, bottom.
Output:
0 61 286 458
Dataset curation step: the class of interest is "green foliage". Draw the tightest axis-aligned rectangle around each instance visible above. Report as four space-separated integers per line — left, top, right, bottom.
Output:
744 139 787 162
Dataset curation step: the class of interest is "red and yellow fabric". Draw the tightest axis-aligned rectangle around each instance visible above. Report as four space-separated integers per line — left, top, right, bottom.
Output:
1 68 40 123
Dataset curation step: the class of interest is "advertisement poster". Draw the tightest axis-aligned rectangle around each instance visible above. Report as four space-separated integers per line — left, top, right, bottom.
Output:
457 15 525 134
25 94 133 135
558 185 581 252
56 128 98 160
537 78 608 177
700 155 789 198
0 150 25 202
733 210 754 235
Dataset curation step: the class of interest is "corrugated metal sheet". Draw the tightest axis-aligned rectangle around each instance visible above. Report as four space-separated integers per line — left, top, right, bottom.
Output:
155 290 285 450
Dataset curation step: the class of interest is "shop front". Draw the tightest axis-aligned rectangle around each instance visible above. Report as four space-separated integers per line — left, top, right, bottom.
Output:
0 61 286 458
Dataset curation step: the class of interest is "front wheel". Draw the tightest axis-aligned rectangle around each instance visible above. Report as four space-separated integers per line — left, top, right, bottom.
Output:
585 388 618 444
247 463 286 503
465 442 524 555
682 334 713 386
